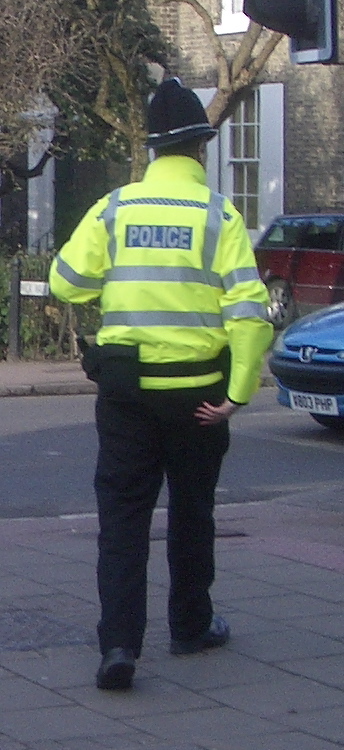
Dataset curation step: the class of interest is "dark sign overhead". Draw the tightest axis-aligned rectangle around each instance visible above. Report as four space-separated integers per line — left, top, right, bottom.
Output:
243 0 314 37
244 0 338 64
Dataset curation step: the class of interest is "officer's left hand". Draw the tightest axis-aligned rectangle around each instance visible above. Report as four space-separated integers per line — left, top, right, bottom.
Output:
194 398 241 425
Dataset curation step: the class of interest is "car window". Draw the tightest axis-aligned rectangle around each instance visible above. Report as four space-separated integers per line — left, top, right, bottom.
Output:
259 216 342 250
262 222 302 247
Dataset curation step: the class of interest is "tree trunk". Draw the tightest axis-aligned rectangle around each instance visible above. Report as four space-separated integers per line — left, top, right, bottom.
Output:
129 135 149 182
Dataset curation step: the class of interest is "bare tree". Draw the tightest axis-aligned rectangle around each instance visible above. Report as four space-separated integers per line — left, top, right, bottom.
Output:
49 0 169 182
158 0 283 126
0 0 282 194
0 0 76 153
0 0 81 193
0 0 168 189
74 0 282 179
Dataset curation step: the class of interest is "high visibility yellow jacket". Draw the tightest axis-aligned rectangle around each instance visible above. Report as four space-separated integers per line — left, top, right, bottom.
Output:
49 156 273 403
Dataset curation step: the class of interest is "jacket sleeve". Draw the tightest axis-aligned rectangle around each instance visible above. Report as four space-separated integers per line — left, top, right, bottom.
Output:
215 205 273 404
49 195 110 304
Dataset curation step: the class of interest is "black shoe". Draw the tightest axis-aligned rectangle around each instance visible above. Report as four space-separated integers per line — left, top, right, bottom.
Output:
96 647 135 689
170 615 230 655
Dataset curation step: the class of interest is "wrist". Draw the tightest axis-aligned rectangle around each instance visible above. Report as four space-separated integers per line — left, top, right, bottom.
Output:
225 399 241 416
228 397 247 407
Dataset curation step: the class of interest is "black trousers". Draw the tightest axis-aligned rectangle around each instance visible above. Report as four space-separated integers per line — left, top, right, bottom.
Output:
94 383 229 658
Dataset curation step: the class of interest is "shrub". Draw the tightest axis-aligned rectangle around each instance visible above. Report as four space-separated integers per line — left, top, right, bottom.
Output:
0 252 101 361
0 256 10 359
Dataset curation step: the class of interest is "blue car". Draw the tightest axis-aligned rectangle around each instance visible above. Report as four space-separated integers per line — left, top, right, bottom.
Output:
269 303 344 430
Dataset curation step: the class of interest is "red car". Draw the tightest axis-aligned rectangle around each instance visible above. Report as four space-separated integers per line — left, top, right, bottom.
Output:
254 213 344 329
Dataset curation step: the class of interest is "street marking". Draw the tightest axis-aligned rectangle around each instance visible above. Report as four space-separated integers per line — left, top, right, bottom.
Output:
59 512 97 520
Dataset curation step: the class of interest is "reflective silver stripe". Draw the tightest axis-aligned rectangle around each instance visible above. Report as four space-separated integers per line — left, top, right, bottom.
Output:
114 197 231 220
104 265 222 287
203 192 225 285
222 301 269 320
102 311 223 327
56 256 103 290
118 197 209 209
149 122 213 138
222 267 260 292
100 188 121 264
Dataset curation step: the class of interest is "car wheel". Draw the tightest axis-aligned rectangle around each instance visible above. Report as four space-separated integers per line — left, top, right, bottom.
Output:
311 414 344 430
266 279 296 330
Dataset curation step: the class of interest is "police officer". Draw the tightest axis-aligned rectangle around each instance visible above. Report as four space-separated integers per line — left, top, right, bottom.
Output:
49 78 273 690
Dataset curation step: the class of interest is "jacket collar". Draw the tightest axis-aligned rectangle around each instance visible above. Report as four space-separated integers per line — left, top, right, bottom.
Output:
143 156 206 185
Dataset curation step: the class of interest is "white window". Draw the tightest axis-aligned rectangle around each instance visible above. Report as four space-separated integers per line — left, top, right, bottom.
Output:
195 84 284 242
229 89 260 230
215 0 249 35
218 83 284 243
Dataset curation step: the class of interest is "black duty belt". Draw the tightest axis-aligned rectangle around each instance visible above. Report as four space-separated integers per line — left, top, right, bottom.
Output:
140 355 225 378
77 338 230 382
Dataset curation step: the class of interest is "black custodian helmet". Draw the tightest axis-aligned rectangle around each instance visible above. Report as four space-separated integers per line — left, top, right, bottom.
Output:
146 78 217 148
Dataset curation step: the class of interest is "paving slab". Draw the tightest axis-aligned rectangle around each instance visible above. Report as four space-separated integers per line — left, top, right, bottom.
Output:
140 649 289 691
282 612 344 640
0 705 128 743
235 560 344 585
0 737 28 750
282 575 344 602
0 608 96 652
0 646 100 689
28 741 220 750
212 570 284 599
278 705 344 745
0 576 51 599
277 653 344 690
124 705 283 746
58 675 219 718
231 627 344 662
203 672 344 719
197 735 344 750
228 592 343 619
221 609 297 636
1 494 344 749
0 674 73 711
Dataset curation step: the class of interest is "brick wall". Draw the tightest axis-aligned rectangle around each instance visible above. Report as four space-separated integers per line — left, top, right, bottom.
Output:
148 0 222 84
147 0 179 74
284 63 344 212
148 0 344 214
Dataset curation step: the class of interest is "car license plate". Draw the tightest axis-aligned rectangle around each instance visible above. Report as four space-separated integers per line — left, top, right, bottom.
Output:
289 390 339 415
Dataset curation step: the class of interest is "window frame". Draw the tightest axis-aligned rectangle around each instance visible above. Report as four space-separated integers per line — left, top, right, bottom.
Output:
229 89 260 231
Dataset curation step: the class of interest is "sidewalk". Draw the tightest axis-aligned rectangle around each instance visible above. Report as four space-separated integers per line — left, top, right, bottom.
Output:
0 356 275 397
1 500 344 749
0 360 97 398
1 358 344 748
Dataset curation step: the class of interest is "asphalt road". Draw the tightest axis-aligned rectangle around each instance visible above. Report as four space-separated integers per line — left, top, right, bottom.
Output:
0 389 343 519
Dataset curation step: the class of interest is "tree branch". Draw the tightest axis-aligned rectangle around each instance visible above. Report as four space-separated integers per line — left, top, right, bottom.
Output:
0 152 52 197
231 21 262 80
178 0 229 89
0 129 69 197
246 31 283 78
159 0 232 128
7 151 52 180
93 53 131 137
157 0 283 130
105 48 148 137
